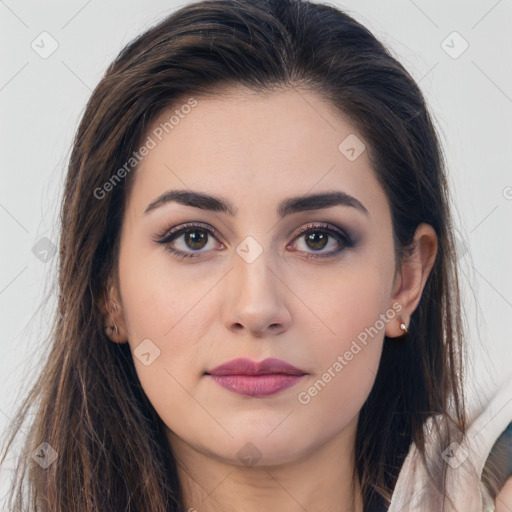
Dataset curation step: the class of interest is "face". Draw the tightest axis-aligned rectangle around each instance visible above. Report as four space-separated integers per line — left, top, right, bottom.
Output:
113 86 401 467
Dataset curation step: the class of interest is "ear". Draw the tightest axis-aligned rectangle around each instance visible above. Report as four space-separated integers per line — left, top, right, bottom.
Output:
100 277 129 344
385 223 438 338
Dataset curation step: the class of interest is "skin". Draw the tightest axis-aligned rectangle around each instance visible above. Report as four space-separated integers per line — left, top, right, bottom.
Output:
103 86 437 512
496 477 512 512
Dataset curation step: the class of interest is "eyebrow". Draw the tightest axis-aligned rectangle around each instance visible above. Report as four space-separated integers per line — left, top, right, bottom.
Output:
144 189 370 218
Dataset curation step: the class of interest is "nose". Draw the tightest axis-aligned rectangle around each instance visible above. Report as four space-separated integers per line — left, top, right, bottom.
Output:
222 251 292 338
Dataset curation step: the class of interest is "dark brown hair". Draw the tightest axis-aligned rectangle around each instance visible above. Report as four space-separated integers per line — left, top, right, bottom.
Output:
1 0 467 510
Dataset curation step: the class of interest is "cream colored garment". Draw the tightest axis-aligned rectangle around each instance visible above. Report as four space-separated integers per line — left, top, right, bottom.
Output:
388 374 512 512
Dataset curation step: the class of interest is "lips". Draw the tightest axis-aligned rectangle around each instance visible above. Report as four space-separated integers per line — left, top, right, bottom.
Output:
205 357 307 397
206 357 306 376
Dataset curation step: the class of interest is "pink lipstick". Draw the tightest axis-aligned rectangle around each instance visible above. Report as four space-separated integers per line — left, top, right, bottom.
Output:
205 357 307 397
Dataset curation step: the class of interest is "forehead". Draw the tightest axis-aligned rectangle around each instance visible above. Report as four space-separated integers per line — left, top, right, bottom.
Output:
127 86 388 221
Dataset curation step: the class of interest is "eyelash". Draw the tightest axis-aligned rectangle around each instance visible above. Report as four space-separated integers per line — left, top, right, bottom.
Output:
154 221 354 261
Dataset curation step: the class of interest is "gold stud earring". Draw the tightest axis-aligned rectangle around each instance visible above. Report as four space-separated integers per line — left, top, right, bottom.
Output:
399 321 408 335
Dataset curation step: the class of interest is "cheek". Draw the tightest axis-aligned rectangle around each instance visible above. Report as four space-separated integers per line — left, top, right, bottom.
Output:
291 258 393 412
288 291 388 454
296 257 393 352
117 244 220 413
118 241 213 344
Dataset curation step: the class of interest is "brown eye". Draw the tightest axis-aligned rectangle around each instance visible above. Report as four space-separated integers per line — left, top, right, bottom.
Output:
290 223 354 259
304 231 329 251
156 222 223 260
182 229 209 250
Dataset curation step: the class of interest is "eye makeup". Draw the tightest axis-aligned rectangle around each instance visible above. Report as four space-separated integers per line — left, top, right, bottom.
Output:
153 220 357 261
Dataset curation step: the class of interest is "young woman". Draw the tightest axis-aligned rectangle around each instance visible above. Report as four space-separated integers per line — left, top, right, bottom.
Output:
1 0 511 510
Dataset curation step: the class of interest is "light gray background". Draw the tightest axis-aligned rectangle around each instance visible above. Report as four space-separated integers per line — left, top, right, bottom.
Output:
1 0 511 502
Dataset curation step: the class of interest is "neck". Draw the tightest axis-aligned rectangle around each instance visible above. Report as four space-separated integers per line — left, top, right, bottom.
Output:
166 416 364 512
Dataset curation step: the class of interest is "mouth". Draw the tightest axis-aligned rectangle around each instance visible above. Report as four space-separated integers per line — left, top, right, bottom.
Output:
205 357 307 397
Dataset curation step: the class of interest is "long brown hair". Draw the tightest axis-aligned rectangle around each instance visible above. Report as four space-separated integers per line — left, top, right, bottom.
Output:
1 1 467 510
